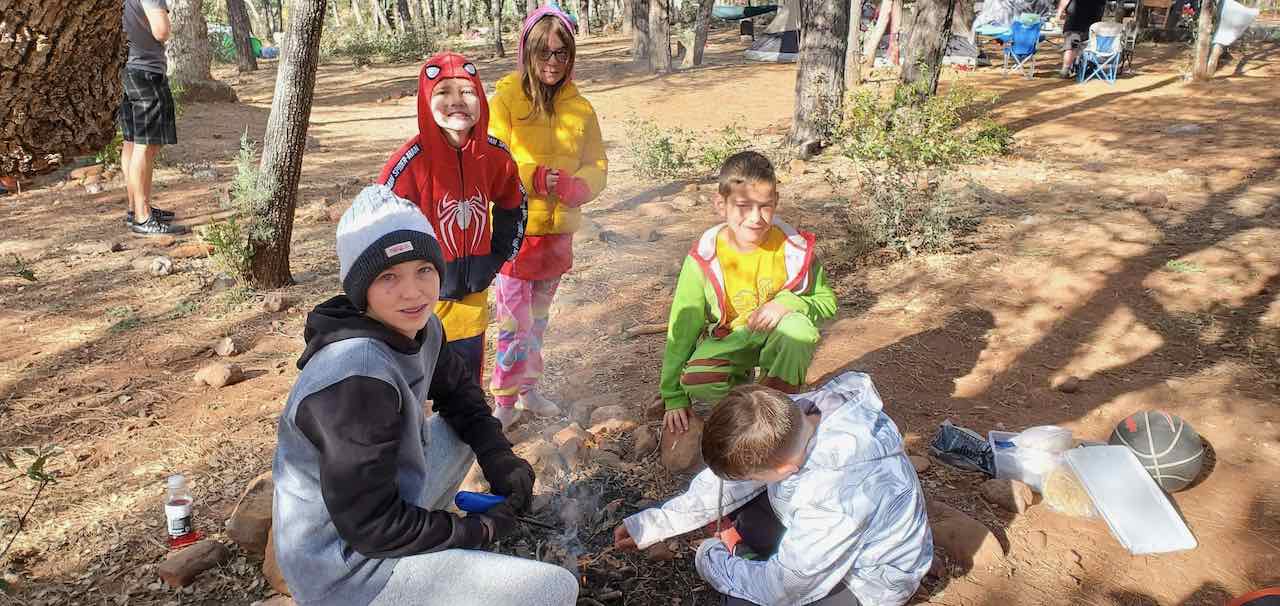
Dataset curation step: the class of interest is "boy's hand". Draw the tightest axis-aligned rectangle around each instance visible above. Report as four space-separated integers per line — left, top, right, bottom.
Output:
664 407 690 434
613 524 638 551
545 169 561 191
746 301 792 333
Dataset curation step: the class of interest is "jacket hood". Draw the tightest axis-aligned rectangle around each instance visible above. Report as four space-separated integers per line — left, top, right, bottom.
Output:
416 51 491 157
297 294 424 369
796 372 906 468
517 5 578 83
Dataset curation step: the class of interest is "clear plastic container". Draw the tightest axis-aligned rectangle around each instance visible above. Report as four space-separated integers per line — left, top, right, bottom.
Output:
165 474 202 549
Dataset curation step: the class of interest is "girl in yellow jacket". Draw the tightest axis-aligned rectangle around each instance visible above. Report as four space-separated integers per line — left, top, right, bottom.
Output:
487 4 607 429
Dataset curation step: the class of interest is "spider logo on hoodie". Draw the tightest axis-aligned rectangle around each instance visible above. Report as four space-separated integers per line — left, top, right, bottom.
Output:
437 189 489 259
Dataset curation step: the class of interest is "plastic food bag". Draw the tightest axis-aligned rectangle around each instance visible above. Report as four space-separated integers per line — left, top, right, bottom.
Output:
929 420 995 476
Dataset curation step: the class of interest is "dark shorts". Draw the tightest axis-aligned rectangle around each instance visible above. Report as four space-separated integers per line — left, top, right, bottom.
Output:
119 68 177 146
1063 30 1089 51
445 334 486 384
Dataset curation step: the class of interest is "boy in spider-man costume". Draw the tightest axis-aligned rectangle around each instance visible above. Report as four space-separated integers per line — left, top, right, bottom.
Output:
380 51 528 392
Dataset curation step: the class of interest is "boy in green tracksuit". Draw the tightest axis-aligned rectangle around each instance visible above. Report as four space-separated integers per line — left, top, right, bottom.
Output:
659 151 838 435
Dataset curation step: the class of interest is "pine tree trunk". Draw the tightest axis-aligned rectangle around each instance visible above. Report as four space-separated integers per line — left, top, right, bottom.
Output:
352 0 366 26
692 0 713 65
493 0 506 56
648 0 671 71
583 0 592 36
622 0 635 34
167 0 215 82
900 0 957 94
862 0 893 65
247 0 328 288
228 0 260 72
1191 0 1216 80
245 0 268 37
631 0 650 63
0 0 124 176
526 0 539 16
374 0 392 31
789 0 849 156
846 0 862 86
397 0 412 28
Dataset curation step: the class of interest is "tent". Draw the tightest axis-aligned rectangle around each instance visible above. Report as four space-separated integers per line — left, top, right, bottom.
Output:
744 0 800 62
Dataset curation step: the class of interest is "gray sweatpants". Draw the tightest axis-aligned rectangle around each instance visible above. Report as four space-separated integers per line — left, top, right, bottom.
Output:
367 415 579 606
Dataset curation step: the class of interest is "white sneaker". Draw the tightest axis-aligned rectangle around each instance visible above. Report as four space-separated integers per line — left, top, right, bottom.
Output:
516 391 561 417
493 406 521 430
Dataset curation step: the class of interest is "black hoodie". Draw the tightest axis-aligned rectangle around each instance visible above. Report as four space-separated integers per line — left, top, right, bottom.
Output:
272 295 515 603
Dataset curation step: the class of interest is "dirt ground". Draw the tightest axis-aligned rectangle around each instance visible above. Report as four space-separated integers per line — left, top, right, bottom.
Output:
2 27 1279 606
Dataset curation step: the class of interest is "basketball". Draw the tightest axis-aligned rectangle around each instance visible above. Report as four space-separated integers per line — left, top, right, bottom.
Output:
1108 411 1205 492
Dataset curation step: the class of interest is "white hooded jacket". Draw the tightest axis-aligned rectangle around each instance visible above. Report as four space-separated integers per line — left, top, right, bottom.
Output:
622 372 932 606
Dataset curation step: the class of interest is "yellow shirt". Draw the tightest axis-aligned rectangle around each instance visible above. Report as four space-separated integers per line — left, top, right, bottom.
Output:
435 289 489 341
716 227 788 329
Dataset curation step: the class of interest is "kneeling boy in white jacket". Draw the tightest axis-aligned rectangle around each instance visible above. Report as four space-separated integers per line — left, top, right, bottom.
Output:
613 372 932 606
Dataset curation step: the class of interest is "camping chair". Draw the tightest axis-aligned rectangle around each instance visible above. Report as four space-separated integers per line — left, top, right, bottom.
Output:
1076 21 1125 84
1118 17 1139 74
1002 18 1042 79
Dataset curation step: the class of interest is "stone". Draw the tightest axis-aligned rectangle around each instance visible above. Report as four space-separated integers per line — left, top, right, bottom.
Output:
593 449 626 470
69 164 104 180
149 256 174 277
681 183 700 193
927 552 948 578
210 276 238 292
227 472 274 556
326 203 351 223
71 241 114 255
191 169 218 181
459 461 489 494
589 404 633 427
262 293 289 313
979 479 1037 514
170 242 214 259
569 394 612 425
1053 376 1081 393
644 540 677 561
645 397 667 420
194 363 244 388
909 455 931 474
157 540 231 587
514 439 566 479
146 235 178 248
82 174 102 185
85 182 106 194
633 426 658 458
259 597 296 606
589 418 640 435
1131 191 1168 206
263 529 290 596
552 423 590 449
637 202 677 218
660 414 704 473
926 501 1004 571
213 337 241 357
1031 530 1049 550
670 194 698 209
788 158 808 175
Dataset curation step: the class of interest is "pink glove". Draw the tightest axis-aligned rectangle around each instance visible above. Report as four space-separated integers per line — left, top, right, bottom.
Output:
554 174 591 208
532 165 552 196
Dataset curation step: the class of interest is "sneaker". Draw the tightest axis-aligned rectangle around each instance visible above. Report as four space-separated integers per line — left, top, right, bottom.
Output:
516 391 561 417
493 405 521 431
124 207 175 225
130 214 187 235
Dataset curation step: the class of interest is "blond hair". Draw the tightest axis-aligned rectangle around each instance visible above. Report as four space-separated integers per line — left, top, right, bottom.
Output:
520 15 576 119
701 384 804 480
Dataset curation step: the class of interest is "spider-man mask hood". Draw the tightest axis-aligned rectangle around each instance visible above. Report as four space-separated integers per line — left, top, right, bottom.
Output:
416 51 491 156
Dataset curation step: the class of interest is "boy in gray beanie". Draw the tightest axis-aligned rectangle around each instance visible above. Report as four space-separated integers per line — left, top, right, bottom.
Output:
272 186 578 606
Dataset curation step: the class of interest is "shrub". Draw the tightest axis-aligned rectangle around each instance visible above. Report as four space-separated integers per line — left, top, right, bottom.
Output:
321 25 437 67
625 119 698 180
199 132 272 280
838 76 1009 257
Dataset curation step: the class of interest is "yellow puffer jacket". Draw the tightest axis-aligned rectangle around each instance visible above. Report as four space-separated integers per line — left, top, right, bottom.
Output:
488 72 608 236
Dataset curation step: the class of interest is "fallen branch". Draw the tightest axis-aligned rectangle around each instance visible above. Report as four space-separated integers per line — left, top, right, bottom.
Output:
622 323 666 339
0 477 50 563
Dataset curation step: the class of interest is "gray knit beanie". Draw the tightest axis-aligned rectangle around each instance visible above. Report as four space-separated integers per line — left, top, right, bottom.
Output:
337 185 446 312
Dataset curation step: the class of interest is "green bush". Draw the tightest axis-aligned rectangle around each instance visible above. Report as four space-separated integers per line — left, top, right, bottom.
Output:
626 120 760 180
839 76 1010 257
199 132 272 280
321 25 437 67
698 124 751 174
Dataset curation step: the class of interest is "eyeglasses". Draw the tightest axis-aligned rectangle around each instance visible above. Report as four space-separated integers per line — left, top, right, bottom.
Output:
536 49 571 63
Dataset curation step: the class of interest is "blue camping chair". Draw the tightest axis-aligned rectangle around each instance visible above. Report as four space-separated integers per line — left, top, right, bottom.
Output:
1003 18 1043 79
1077 21 1125 85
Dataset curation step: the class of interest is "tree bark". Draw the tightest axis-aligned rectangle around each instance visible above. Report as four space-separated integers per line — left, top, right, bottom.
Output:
0 0 124 176
352 0 366 26
900 0 957 95
583 0 592 36
397 0 412 29
789 0 849 156
845 0 862 86
227 0 260 72
1191 0 1216 80
622 0 635 34
691 0 713 65
167 0 215 83
526 0 539 17
493 0 506 56
248 0 328 288
245 0 268 37
648 0 671 71
631 0 650 63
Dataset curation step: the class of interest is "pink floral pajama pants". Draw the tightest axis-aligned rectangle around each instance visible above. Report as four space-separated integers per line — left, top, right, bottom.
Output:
490 274 561 408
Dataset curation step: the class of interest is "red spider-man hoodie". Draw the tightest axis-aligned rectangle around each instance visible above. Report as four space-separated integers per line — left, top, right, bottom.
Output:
379 52 527 302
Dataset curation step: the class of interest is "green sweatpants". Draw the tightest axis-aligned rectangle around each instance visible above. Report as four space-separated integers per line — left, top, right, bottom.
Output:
678 313 819 405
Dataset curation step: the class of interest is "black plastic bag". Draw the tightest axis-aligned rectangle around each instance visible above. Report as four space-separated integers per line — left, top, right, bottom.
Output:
928 420 995 476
